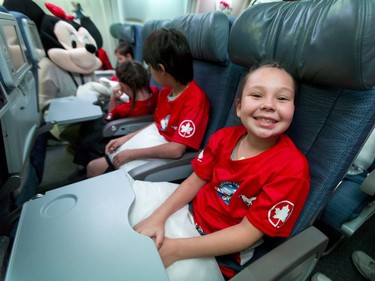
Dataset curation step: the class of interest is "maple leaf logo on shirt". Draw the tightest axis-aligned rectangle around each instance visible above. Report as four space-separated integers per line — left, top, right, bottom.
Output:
268 200 294 228
178 120 195 138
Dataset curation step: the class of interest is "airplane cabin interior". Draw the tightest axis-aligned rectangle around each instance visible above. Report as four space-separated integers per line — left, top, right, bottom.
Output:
0 0 374 281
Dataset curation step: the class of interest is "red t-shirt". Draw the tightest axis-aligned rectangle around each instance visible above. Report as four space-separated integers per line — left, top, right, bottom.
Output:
105 86 159 120
191 126 310 277
153 80 210 150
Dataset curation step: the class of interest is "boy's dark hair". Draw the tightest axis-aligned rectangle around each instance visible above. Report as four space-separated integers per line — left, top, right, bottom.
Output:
115 43 134 58
116 60 151 111
142 28 193 85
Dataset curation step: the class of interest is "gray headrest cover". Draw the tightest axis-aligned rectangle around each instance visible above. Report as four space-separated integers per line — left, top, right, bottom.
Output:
171 11 230 65
229 0 375 90
117 24 135 44
141 19 171 41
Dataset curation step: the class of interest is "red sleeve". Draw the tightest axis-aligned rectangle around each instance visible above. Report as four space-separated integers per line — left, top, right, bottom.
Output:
169 85 210 150
192 128 225 180
246 157 310 237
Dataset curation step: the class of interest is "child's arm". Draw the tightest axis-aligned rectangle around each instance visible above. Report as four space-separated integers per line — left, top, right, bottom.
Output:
134 172 207 248
159 217 263 268
111 141 187 168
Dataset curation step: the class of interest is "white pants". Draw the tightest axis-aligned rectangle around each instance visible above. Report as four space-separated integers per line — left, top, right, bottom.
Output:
109 123 169 172
128 179 225 281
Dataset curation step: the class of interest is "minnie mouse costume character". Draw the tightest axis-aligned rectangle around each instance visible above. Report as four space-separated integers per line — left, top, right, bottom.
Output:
3 0 103 143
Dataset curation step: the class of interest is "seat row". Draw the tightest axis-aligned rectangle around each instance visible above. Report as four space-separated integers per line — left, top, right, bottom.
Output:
1 0 375 280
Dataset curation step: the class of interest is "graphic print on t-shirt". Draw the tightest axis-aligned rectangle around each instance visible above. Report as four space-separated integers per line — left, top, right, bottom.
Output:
160 115 170 131
215 181 239 205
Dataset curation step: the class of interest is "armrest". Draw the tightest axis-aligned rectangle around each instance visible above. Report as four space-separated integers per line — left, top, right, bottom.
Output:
102 115 154 138
229 226 328 281
128 151 198 181
94 70 116 80
361 169 375 195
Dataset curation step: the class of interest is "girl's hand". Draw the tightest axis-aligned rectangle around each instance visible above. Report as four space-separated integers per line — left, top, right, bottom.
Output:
134 215 166 249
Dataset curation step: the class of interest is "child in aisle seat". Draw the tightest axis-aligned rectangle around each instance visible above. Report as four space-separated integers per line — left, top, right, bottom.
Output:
72 60 158 170
86 28 210 177
130 62 311 281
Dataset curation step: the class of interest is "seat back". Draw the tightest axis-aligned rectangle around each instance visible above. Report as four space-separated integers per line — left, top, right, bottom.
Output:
320 130 375 236
110 22 144 62
227 0 375 250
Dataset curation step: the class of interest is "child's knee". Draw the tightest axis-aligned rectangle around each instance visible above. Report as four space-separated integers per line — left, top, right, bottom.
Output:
86 158 103 178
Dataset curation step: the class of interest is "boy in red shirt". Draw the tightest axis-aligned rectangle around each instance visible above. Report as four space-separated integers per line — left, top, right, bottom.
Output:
87 29 210 177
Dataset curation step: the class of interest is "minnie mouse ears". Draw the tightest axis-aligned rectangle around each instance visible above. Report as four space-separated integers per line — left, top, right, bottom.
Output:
44 2 103 49
3 0 103 50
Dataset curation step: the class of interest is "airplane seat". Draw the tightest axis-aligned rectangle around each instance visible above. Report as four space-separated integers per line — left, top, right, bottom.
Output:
223 0 375 280
109 22 144 62
317 129 375 239
126 11 245 181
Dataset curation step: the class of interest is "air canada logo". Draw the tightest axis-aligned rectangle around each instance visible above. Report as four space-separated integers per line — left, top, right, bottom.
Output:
178 120 195 138
268 201 294 228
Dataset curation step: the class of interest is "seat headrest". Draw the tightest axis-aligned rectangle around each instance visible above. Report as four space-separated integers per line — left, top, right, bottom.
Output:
109 23 122 39
229 0 375 90
141 19 171 41
118 24 136 44
118 24 135 44
171 11 230 65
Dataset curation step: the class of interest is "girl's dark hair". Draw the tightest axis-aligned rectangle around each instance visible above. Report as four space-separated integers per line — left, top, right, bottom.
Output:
115 43 134 58
142 28 193 85
237 61 298 100
115 60 151 111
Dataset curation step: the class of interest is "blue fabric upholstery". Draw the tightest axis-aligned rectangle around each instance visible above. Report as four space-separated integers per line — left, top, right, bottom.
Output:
320 172 371 232
229 0 375 90
227 0 375 242
171 11 230 65
141 19 171 41
110 22 144 62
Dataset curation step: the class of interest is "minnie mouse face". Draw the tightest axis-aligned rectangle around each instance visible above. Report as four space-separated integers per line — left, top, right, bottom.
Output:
3 0 102 75
47 19 101 74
